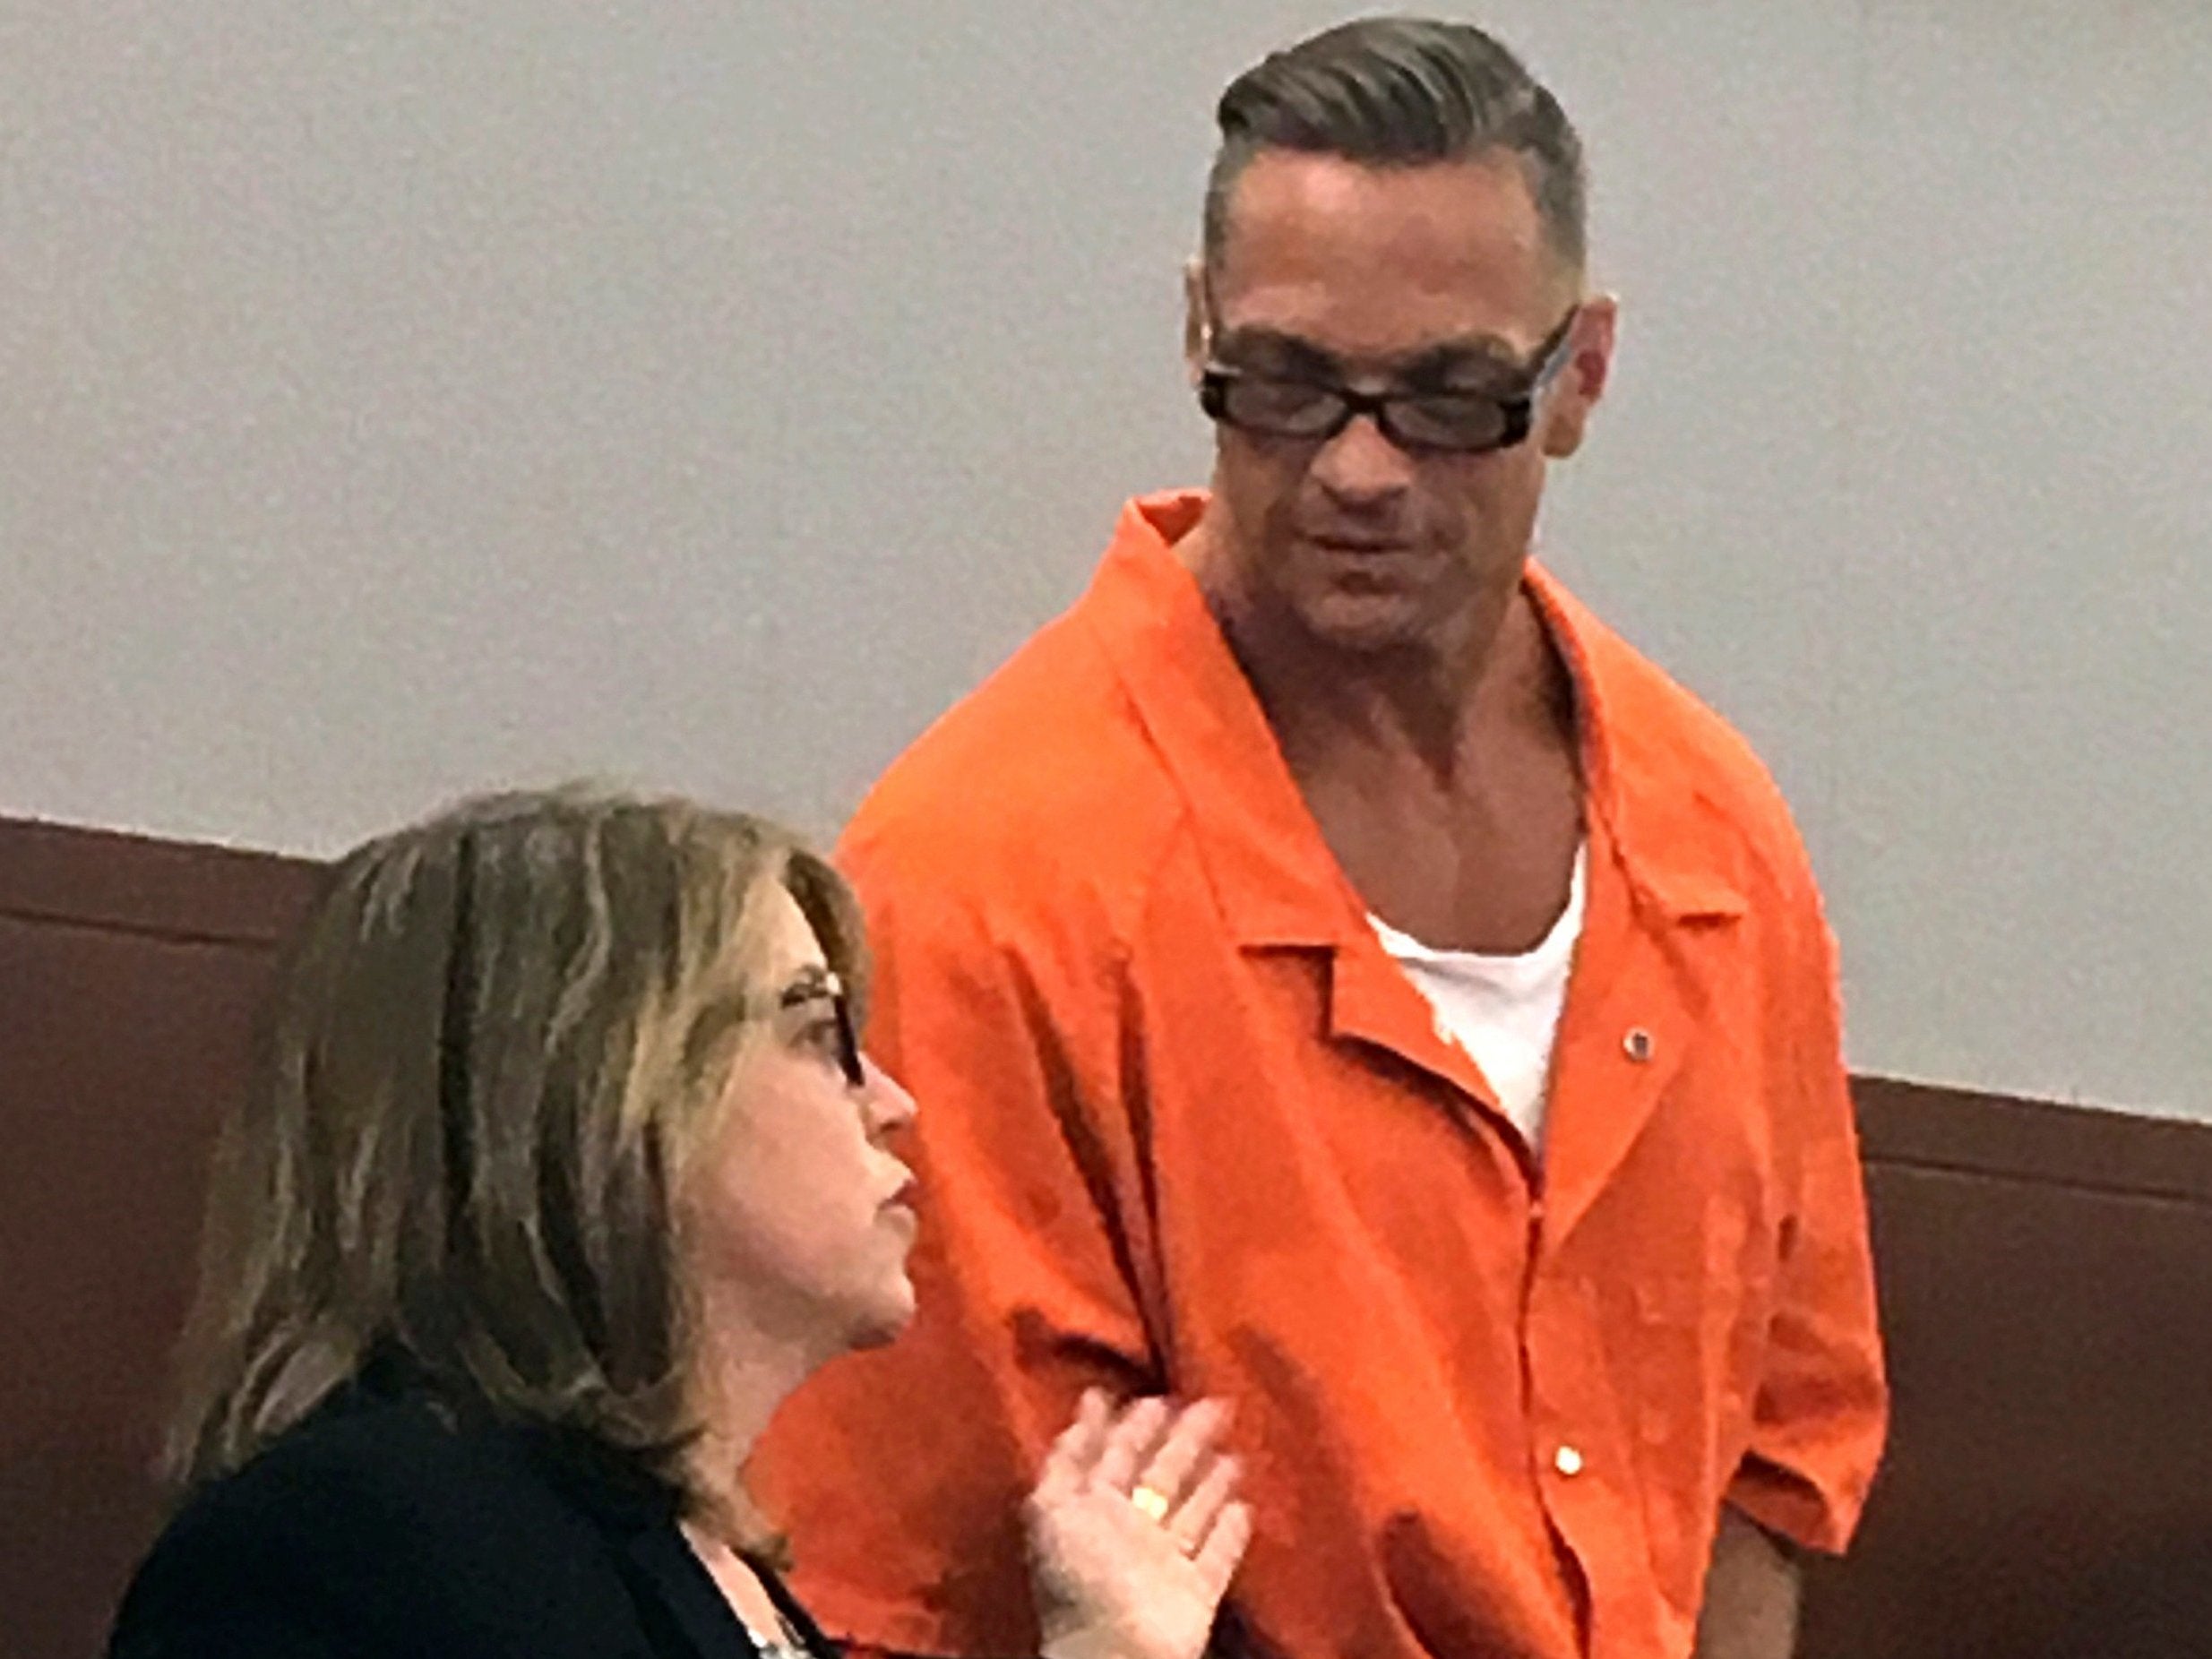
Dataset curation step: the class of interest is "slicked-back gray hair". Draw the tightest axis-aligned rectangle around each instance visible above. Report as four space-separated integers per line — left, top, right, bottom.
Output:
1203 16 1588 279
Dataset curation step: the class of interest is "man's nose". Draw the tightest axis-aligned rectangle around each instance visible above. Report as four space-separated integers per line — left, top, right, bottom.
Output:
1311 408 1416 505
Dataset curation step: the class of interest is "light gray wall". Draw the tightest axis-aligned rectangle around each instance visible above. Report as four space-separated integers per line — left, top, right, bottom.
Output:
4 4 2206 1117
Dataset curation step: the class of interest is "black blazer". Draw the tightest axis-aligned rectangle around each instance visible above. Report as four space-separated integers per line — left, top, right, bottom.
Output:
108 1380 837 1659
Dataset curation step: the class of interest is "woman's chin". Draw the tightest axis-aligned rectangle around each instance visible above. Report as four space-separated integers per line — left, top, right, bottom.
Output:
846 1274 917 1352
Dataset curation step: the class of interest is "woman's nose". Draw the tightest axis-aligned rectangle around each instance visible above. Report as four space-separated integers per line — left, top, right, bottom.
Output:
864 1057 917 1133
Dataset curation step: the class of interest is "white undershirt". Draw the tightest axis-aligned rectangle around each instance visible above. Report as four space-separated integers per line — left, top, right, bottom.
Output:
1368 843 1587 1157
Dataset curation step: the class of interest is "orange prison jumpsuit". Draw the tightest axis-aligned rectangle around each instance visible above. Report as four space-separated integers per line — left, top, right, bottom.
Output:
753 493 1888 1659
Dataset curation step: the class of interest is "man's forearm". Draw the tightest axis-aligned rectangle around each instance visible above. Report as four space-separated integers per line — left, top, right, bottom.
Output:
1692 1504 1803 1659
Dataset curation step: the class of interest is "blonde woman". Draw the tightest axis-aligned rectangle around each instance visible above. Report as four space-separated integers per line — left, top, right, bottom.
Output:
108 790 1249 1659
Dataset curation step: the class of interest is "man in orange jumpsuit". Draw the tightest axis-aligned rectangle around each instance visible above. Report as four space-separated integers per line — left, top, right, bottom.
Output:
754 18 1887 1659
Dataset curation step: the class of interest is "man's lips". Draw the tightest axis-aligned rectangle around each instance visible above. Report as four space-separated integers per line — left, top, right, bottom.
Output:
1306 534 1416 554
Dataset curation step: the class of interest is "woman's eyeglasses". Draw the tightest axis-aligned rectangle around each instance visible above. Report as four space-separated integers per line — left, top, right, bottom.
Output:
779 971 865 1089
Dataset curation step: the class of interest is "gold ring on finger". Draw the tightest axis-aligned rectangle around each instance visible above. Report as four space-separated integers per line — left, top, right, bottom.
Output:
1129 1484 1171 1524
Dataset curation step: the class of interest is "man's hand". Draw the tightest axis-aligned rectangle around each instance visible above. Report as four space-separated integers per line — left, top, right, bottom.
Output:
1026 1390 1252 1659
1692 1505 1803 1659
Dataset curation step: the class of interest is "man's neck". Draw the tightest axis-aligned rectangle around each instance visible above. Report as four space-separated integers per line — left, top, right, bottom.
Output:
1182 517 1555 791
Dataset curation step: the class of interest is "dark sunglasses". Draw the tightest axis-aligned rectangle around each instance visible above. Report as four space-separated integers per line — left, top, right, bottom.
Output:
1198 304 1580 456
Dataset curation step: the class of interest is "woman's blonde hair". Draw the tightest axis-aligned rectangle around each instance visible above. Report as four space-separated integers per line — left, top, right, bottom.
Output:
164 786 864 1513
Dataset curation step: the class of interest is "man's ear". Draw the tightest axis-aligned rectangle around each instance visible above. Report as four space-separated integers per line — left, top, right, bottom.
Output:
1183 258 1209 386
1540 291 1619 460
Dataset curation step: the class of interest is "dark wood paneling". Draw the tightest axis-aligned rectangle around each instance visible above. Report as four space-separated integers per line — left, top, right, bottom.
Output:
1856 1074 2212 1204
1799 1084 2212 1659
0 814 323 943
0 819 319 1659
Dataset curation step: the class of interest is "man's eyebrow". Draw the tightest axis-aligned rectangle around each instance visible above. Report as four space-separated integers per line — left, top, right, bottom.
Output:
1212 325 1343 377
1398 337 1531 383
